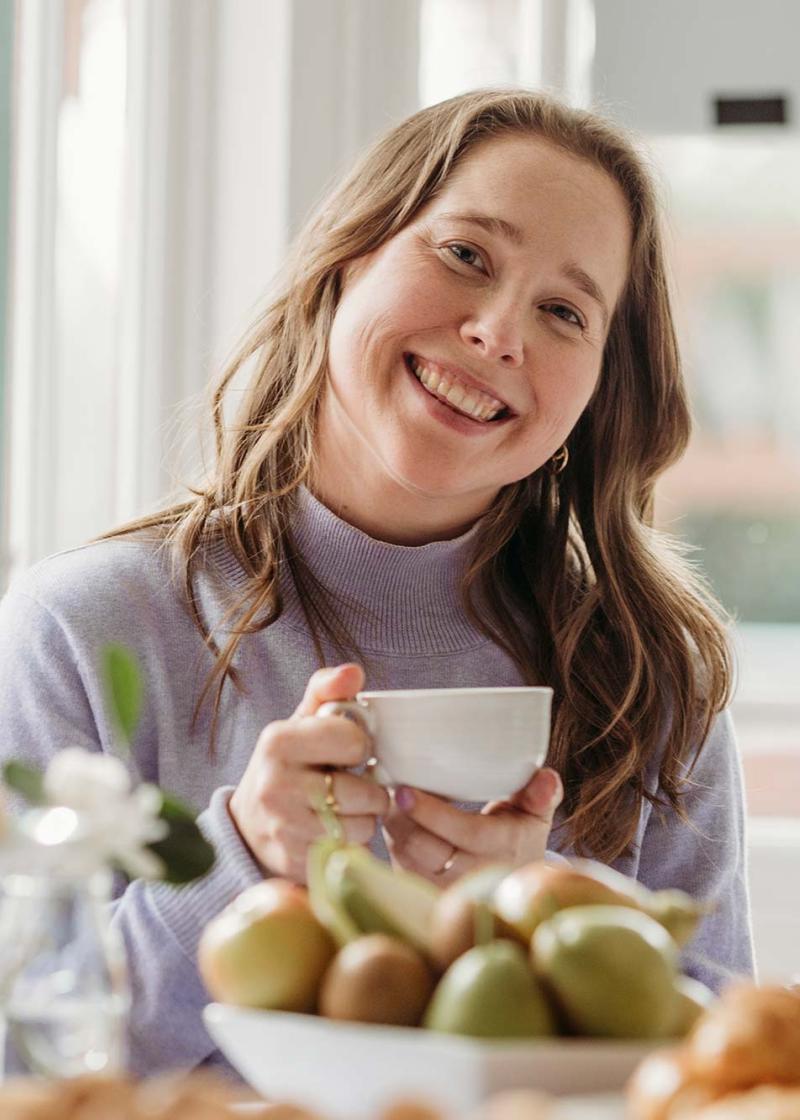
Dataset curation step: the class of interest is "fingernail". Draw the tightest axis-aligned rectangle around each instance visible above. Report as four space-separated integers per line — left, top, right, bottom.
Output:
395 786 415 811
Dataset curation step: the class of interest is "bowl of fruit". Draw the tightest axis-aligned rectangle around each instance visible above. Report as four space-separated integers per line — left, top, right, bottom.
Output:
200 835 714 1120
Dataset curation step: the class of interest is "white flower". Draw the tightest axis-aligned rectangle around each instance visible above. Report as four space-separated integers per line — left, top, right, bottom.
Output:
44 747 132 810
39 749 169 880
86 784 169 880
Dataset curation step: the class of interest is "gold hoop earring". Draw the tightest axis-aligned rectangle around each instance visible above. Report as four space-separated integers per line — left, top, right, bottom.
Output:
549 445 569 475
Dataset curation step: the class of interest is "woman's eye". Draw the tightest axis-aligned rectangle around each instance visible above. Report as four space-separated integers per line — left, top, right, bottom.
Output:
544 303 584 329
447 243 485 270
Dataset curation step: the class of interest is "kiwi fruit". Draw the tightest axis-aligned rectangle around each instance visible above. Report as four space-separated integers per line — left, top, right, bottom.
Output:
319 933 434 1026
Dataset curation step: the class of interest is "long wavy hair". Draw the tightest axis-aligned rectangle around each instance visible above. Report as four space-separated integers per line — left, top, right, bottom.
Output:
107 89 732 862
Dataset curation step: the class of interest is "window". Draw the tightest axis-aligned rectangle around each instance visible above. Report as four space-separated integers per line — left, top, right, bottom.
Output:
419 0 594 109
4 0 216 588
419 0 537 105
417 0 800 821
0 0 16 581
54 0 127 549
652 134 800 817
5 0 128 581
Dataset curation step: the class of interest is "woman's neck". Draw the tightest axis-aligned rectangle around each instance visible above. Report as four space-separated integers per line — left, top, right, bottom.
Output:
308 457 492 547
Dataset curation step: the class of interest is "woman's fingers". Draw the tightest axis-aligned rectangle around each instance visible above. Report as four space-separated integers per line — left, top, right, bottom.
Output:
391 785 512 857
387 768 564 877
293 663 365 718
486 767 564 823
303 768 390 819
311 812 379 847
270 805 378 849
236 664 563 887
257 662 371 769
382 808 478 883
230 663 379 884
258 714 371 769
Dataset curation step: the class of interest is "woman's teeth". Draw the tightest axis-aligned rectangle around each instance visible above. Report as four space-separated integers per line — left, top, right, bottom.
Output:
409 357 507 422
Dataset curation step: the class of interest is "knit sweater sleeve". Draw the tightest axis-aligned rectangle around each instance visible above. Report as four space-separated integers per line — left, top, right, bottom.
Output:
0 578 263 1077
635 709 756 992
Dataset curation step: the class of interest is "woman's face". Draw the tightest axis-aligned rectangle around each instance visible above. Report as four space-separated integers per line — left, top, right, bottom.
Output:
315 133 632 541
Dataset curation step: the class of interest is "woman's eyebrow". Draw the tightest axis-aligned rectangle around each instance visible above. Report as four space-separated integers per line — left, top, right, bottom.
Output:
435 209 524 245
561 261 610 330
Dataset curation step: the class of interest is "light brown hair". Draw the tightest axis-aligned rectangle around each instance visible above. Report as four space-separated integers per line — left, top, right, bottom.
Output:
109 89 732 862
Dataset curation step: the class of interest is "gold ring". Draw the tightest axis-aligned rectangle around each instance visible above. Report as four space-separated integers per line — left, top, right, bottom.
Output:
323 771 341 815
434 845 457 876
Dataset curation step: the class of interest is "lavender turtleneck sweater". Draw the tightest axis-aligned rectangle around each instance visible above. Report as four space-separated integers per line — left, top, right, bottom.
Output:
0 487 754 1076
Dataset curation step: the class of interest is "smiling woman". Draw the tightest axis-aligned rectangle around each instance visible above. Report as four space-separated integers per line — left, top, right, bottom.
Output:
0 90 751 1079
314 133 630 543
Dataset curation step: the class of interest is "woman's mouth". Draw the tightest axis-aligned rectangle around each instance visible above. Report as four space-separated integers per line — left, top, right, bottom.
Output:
404 354 511 424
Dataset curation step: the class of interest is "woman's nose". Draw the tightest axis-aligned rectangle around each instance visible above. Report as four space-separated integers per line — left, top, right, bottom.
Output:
459 301 525 367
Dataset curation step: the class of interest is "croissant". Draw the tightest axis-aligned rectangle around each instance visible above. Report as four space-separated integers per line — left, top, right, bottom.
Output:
691 1086 800 1120
626 1046 726 1120
0 1072 276 1120
687 985 800 1092
627 984 800 1120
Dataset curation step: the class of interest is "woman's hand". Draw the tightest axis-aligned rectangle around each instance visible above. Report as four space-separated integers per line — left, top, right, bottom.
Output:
228 663 390 883
382 767 564 885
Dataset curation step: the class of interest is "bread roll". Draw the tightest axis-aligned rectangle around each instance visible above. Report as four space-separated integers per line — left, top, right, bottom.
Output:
626 1046 724 1120
687 986 800 1091
692 1086 800 1120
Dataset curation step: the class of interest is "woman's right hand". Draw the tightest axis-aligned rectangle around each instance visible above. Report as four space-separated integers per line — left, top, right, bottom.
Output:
228 663 389 883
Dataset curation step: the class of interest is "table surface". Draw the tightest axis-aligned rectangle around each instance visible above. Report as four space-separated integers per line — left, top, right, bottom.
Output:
559 1096 624 1118
234 1095 626 1117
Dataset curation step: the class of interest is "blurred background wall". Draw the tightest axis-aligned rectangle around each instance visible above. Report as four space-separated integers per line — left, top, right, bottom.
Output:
0 0 798 973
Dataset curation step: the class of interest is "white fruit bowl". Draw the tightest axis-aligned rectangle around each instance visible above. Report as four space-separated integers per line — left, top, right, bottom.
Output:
204 1004 652 1119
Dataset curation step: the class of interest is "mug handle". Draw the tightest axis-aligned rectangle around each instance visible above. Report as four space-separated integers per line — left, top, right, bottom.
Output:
315 701 383 781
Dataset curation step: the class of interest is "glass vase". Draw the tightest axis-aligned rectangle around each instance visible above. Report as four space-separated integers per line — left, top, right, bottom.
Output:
0 867 130 1079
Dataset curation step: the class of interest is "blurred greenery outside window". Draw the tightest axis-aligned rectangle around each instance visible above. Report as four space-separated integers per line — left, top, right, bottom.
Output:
651 137 800 816
653 136 800 627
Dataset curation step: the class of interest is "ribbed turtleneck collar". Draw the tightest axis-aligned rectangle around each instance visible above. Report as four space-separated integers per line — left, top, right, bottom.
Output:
274 486 490 655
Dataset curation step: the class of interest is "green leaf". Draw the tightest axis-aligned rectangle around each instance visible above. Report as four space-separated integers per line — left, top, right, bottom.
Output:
2 761 46 805
157 791 198 824
147 821 215 885
146 792 216 885
102 644 143 750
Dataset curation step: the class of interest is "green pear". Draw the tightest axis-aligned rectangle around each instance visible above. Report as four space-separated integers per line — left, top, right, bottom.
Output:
495 858 704 948
569 859 705 947
323 845 440 957
668 974 715 1037
493 860 635 943
424 940 556 1039
533 904 678 1039
644 889 708 948
307 836 362 947
429 863 521 970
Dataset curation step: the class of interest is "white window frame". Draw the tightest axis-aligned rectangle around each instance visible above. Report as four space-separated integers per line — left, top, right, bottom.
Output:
5 0 63 583
2 0 423 589
4 0 221 587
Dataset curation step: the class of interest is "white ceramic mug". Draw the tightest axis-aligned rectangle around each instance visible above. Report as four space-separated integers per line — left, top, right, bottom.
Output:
317 686 552 802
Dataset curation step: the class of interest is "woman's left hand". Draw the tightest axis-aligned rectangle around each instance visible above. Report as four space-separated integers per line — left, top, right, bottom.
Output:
382 767 563 884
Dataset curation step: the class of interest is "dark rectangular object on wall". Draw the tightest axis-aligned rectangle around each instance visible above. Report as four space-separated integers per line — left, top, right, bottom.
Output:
714 96 788 125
